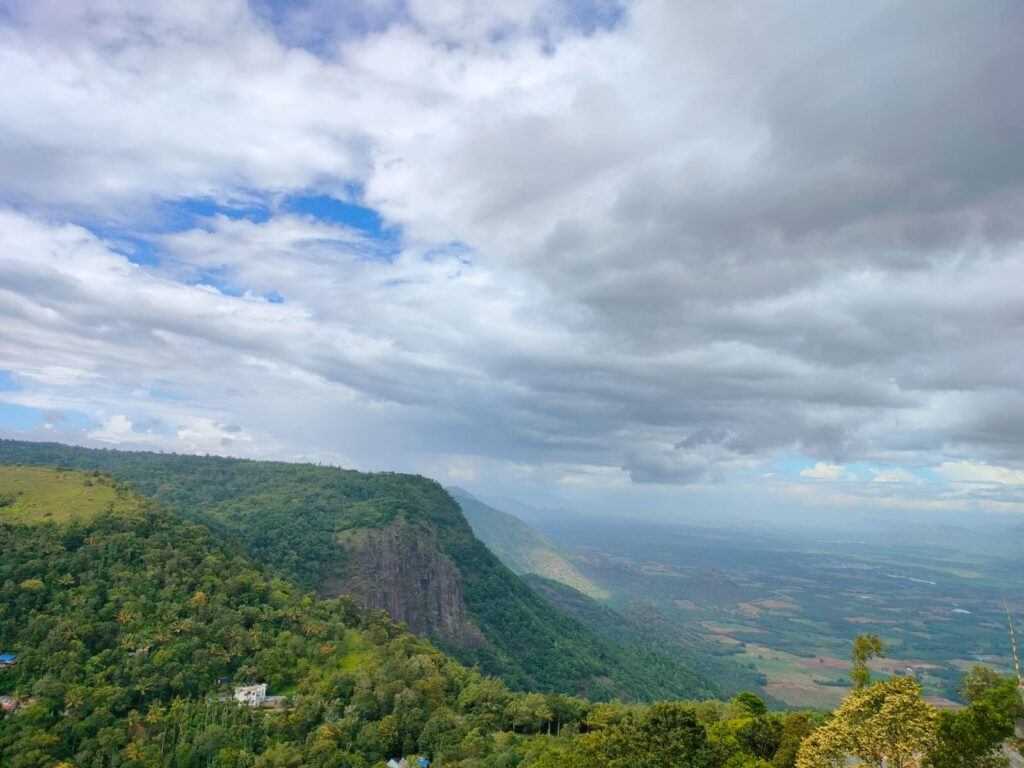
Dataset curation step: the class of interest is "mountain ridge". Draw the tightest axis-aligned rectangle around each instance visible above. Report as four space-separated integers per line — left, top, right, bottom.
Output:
0 439 725 701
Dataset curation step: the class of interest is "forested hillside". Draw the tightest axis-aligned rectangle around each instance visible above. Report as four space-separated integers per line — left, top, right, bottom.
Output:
0 440 720 701
1 464 1019 768
0 467 595 766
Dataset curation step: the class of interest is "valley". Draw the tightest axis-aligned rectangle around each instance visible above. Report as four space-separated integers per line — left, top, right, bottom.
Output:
524 515 1022 709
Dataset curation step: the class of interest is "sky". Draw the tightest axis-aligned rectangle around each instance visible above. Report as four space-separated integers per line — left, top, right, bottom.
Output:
1 0 1023 522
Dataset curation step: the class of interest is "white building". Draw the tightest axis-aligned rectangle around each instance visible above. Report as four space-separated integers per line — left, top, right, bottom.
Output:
233 683 267 708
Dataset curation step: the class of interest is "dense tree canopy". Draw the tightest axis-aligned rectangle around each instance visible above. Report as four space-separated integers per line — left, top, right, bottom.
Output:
0 440 726 702
1 460 1020 768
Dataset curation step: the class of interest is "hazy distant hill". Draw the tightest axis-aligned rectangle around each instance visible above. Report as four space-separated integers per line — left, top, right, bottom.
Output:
0 439 722 701
448 487 608 599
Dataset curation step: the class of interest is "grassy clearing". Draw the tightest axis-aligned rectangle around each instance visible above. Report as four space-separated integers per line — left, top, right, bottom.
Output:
0 465 138 524
339 630 377 672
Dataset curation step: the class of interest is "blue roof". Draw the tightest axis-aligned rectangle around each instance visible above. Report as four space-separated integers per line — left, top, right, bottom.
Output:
0 654 16 662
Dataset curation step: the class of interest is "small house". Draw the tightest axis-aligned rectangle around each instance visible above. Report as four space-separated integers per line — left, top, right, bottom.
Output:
233 683 267 708
0 695 18 712
0 654 16 668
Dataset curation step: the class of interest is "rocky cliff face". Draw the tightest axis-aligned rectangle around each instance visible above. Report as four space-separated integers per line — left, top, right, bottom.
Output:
323 518 487 648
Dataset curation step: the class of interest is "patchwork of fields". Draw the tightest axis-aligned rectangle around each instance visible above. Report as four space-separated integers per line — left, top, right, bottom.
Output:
536 517 1021 709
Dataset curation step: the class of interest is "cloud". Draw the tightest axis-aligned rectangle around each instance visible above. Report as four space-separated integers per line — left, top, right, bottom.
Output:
42 409 68 424
800 463 853 481
0 0 1023 516
935 461 1024 486
89 415 138 443
870 468 922 485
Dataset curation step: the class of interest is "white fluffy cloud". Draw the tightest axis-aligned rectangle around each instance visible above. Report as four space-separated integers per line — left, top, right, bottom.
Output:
870 468 921 485
936 461 1024 487
1 0 1023 517
799 463 853 481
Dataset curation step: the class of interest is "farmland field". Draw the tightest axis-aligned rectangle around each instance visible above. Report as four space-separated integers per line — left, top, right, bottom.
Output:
533 516 1022 709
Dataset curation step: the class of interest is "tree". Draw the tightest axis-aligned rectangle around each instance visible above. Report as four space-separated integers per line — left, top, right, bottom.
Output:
850 633 887 690
925 702 1013 768
735 714 783 761
960 665 1024 721
641 702 710 767
796 676 938 768
772 712 815 768
545 692 587 735
255 742 304 767
731 692 769 718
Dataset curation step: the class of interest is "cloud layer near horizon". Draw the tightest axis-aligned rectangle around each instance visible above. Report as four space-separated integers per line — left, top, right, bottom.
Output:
1 0 1023 516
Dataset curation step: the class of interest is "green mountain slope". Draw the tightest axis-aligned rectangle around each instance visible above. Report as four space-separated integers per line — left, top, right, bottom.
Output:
448 487 608 599
0 467 1009 768
0 466 580 766
0 440 722 702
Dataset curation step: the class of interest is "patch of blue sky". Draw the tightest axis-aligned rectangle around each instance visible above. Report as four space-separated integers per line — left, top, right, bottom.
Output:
841 462 874 481
51 410 92 430
148 384 190 402
255 0 626 59
773 456 933 483
155 186 398 242
0 371 21 392
157 195 272 228
282 192 398 239
78 193 275 267
911 466 942 482
837 461 933 484
185 267 247 298
280 191 402 262
561 0 627 35
771 456 863 480
0 402 36 429
773 456 818 475
185 269 286 303
81 186 400 275
81 225 163 267
536 0 628 53
0 402 91 431
251 0 402 55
